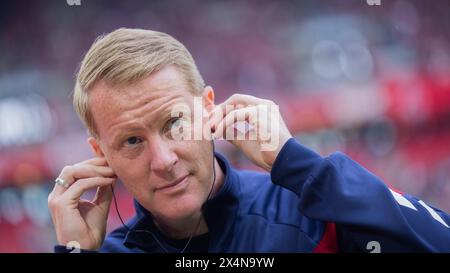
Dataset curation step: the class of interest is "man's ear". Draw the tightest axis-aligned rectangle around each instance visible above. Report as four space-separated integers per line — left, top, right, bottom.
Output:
202 86 215 114
88 137 105 157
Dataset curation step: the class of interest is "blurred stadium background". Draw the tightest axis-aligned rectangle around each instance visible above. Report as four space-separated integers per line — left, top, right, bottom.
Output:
0 0 449 252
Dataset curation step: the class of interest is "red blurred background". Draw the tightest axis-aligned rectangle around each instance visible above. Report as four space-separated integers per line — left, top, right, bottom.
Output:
0 0 449 252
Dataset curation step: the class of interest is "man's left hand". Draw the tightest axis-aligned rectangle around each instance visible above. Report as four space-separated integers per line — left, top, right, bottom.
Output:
210 94 292 172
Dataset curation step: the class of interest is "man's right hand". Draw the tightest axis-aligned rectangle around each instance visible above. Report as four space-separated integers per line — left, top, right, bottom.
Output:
48 157 116 250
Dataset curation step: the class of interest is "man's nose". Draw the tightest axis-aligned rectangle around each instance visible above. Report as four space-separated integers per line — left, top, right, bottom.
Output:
148 138 178 173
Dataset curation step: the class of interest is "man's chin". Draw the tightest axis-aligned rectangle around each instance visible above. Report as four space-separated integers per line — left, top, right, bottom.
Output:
152 196 203 221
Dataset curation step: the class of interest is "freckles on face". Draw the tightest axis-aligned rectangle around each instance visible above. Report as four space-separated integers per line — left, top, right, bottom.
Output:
87 66 215 218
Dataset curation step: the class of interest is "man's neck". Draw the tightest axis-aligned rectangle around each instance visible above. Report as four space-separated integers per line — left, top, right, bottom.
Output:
154 158 225 239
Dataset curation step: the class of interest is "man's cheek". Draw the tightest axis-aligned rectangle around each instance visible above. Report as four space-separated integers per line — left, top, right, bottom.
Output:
112 168 139 190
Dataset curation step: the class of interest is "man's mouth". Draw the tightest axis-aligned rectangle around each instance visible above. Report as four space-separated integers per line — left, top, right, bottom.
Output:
156 174 191 193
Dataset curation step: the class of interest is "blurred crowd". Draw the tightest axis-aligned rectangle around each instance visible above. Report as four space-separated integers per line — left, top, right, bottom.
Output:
0 0 449 252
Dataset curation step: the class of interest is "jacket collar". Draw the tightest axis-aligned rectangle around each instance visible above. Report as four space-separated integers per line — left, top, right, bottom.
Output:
123 152 240 252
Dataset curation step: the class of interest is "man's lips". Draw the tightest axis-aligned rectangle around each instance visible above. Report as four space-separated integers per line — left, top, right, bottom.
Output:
156 174 190 191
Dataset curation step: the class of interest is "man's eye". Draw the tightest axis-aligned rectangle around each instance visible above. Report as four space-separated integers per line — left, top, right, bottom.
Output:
168 117 182 130
124 136 142 146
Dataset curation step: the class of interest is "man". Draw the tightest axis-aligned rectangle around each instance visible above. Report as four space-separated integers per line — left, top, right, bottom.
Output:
48 28 450 253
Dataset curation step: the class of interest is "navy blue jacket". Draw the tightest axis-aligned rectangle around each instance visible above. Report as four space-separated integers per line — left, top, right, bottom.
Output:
56 138 450 252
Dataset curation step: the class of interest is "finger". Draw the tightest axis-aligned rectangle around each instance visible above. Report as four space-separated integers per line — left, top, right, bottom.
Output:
210 104 244 132
51 164 115 197
77 157 108 167
210 94 270 131
214 107 256 140
210 95 249 130
220 94 269 109
61 177 116 204
92 179 116 212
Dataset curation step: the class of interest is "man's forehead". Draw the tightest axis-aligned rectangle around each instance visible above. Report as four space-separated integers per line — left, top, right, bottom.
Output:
92 76 181 100
88 68 196 137
89 67 190 108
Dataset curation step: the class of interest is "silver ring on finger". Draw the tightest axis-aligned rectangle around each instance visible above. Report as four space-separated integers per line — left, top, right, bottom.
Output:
55 177 69 188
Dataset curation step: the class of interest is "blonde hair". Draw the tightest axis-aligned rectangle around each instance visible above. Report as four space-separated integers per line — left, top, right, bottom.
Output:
73 28 205 136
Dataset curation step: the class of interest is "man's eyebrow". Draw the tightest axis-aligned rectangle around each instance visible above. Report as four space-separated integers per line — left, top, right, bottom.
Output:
110 125 143 141
110 110 176 141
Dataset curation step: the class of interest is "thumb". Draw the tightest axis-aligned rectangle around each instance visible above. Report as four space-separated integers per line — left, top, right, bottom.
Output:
93 178 116 212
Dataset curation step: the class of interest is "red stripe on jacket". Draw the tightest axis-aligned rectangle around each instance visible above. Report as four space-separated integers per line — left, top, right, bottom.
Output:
313 222 339 253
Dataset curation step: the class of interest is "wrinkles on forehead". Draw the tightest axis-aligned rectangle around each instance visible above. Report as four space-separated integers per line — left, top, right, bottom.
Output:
88 66 194 140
